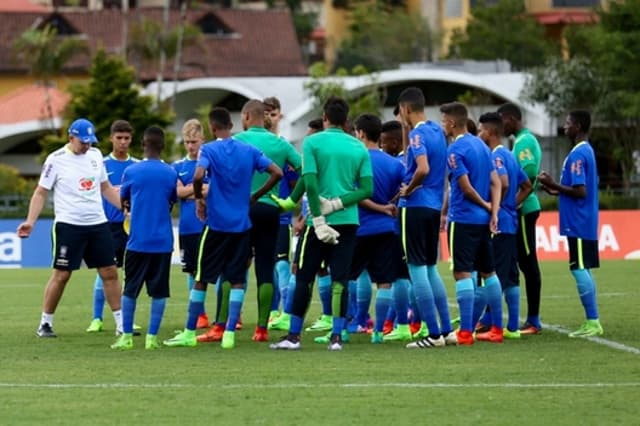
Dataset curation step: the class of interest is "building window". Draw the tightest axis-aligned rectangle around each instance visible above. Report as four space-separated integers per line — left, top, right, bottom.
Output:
445 0 463 17
552 0 600 6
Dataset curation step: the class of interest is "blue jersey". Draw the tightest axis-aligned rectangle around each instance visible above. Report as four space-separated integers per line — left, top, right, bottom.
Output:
447 134 494 225
120 159 177 253
279 163 298 225
197 138 272 232
399 121 447 210
102 154 138 223
559 141 599 240
358 149 404 237
493 145 528 234
173 157 206 235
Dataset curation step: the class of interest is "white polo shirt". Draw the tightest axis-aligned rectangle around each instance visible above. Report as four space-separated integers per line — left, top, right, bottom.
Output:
39 145 109 226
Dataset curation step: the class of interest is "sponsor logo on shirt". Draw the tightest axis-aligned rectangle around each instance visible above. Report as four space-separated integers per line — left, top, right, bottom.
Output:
79 177 96 192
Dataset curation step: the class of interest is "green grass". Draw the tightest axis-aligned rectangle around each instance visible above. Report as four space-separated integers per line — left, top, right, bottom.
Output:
1 261 639 425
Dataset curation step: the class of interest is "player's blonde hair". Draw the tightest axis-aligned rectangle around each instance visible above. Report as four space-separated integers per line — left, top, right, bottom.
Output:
182 119 204 141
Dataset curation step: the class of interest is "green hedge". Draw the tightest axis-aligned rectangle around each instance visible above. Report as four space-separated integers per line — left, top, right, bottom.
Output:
539 191 639 211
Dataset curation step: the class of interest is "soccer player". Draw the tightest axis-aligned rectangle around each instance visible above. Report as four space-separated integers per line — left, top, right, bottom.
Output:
17 118 123 338
164 107 282 349
440 102 502 345
380 120 404 158
396 87 453 348
174 119 209 329
86 120 138 334
537 110 603 338
234 99 301 342
498 103 543 334
111 126 177 350
478 112 533 339
270 96 373 351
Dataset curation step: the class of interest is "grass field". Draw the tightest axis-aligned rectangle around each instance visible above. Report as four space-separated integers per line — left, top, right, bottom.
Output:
1 260 639 425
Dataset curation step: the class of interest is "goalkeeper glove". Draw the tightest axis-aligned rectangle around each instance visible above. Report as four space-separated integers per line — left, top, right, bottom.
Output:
312 216 340 245
319 196 344 216
270 194 297 212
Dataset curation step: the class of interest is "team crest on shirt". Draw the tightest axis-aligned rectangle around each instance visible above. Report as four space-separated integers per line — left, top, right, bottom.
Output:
448 153 458 169
571 159 583 175
519 149 533 161
494 156 504 169
78 177 96 192
410 134 421 149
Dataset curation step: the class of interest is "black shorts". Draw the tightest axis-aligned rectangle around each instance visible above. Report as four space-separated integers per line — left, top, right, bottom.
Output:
568 237 599 270
348 232 397 283
179 233 201 275
296 225 358 284
392 234 410 280
196 227 250 284
448 222 495 274
123 250 171 299
109 222 128 267
275 223 292 262
250 202 280 284
399 207 441 265
52 222 116 271
492 233 519 288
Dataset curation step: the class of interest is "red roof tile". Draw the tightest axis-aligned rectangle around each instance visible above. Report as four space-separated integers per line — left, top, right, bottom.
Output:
0 84 69 124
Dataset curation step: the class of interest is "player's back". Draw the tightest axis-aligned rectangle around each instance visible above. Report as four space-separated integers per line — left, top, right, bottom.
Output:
493 145 524 234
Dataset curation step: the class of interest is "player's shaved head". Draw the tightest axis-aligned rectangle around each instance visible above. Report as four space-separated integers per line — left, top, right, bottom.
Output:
242 99 265 120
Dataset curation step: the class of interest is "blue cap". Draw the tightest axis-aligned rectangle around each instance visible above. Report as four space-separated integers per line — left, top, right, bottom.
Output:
68 118 98 144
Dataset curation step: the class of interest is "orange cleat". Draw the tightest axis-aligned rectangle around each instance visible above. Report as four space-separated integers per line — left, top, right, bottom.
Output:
196 313 210 329
252 327 269 342
476 326 504 343
456 330 475 345
409 321 422 335
382 319 394 335
519 323 541 335
197 323 225 343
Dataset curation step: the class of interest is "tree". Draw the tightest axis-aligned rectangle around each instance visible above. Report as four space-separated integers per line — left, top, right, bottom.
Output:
40 50 175 161
448 0 557 70
12 24 88 128
335 4 438 71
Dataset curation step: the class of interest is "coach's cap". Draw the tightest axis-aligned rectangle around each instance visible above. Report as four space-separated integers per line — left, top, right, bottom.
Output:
69 118 98 144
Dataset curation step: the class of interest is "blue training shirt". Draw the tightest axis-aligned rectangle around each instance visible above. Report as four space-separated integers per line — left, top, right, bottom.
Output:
493 145 528 235
559 141 599 240
447 134 494 225
279 163 299 225
173 157 207 235
120 159 177 253
103 154 138 223
358 149 404 237
197 137 273 232
399 121 447 210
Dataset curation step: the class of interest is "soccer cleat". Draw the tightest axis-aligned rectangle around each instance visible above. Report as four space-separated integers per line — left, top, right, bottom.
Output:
476 326 504 343
36 323 57 338
86 318 103 332
268 310 280 324
145 335 160 350
111 333 133 350
115 328 141 337
163 330 197 347
568 319 604 338
197 324 225 343
442 331 458 346
411 322 429 339
450 317 461 329
314 330 350 344
475 322 491 334
133 323 142 331
305 315 333 332
268 313 290 331
503 328 521 339
406 335 445 349
236 316 243 330
252 327 269 342
328 334 343 351
409 321 422 336
221 331 235 349
456 330 474 345
269 335 301 350
519 322 541 335
383 324 412 341
356 324 372 334
196 313 210 330
382 319 394 335
371 331 384 344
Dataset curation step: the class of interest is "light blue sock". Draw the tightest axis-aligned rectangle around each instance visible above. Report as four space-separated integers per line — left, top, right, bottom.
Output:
456 278 475 332
472 286 487 329
148 298 166 336
122 294 136 334
227 288 245 331
276 260 290 311
92 275 105 320
572 269 599 319
186 274 195 292
392 279 410 324
186 289 206 331
504 286 520 331
347 280 358 320
284 272 296 314
317 274 332 316
356 271 372 326
408 284 421 323
427 265 452 333
290 315 303 335
408 264 440 336
484 274 503 328
375 288 392 332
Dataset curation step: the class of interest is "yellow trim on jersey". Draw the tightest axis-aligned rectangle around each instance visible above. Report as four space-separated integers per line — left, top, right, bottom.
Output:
195 227 209 282
577 238 585 270
298 226 312 270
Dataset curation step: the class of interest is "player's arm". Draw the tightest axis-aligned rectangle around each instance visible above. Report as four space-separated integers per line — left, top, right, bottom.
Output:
457 174 491 212
193 166 207 200
440 181 449 231
251 163 283 204
537 171 586 198
516 178 533 206
400 154 428 197
176 178 194 199
16 185 49 238
489 169 501 221
499 173 509 202
359 199 397 217
101 180 122 210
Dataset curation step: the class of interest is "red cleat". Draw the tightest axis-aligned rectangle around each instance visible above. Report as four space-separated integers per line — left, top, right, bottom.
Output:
476 326 504 343
519 323 541 335
252 327 269 342
197 324 224 342
196 313 210 329
456 330 475 345
236 316 243 330
409 321 422 335
382 319 394 335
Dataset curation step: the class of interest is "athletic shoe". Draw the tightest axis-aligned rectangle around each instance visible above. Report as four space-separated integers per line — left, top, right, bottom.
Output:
382 319 394 335
86 319 103 332
269 335 301 350
442 331 458 346
252 327 269 342
503 328 521 339
314 330 350 344
406 335 445 349
36 323 57 338
145 334 160 350
519 322 541 335
115 328 142 337
236 316 243 330
371 331 384 344
456 330 474 345
476 326 504 343
568 319 604 338
412 322 429 339
111 333 133 350
328 334 343 351
268 310 280 324
409 321 422 336
305 315 333 332
383 324 412 342
356 324 372 334
197 324 225 343
133 323 142 331
475 322 491 334
450 317 461 329
268 313 290 331
221 331 235 349
163 330 196 347
196 313 210 330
